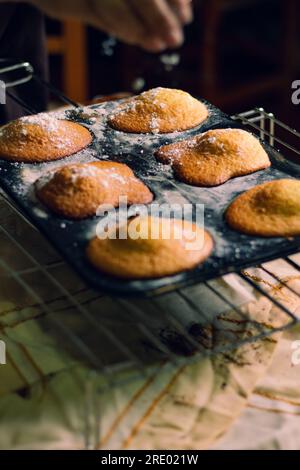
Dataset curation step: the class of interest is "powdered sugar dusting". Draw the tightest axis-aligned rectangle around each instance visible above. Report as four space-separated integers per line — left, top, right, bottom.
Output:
35 163 134 192
34 168 58 190
0 112 75 150
149 115 160 134
20 113 61 132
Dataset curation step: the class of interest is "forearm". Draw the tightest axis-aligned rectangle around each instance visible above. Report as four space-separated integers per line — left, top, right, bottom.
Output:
0 0 94 21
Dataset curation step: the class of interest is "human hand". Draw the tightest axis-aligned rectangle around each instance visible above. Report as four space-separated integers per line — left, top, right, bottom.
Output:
28 0 193 52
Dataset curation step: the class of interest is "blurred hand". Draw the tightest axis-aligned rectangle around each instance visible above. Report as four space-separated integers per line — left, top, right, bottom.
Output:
29 0 193 51
168 0 193 25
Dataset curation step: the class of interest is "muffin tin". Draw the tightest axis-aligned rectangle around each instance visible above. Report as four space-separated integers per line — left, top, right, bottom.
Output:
0 99 299 296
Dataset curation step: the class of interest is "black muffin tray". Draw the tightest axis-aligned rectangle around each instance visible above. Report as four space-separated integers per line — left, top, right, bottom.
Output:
0 99 299 297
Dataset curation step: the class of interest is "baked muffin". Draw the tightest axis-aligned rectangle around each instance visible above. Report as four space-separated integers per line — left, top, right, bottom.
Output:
87 216 213 279
0 113 92 163
35 161 153 219
156 128 271 187
226 179 300 237
108 87 208 134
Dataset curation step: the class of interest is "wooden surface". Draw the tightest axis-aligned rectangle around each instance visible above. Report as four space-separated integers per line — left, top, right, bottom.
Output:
47 20 88 103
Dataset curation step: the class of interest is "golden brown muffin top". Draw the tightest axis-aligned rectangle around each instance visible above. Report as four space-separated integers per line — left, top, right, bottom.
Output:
35 161 153 219
87 216 213 279
226 179 300 237
251 179 300 215
156 128 271 186
108 87 208 134
0 113 92 163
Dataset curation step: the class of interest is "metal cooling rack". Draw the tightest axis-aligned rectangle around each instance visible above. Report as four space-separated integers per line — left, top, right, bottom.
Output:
0 60 300 393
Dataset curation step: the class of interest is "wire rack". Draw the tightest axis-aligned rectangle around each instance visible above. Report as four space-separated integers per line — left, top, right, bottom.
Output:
0 60 300 393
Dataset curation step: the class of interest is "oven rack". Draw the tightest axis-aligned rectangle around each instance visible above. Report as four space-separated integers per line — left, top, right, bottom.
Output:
0 60 299 393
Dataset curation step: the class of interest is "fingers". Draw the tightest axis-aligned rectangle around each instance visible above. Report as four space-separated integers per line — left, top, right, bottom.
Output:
168 0 193 25
49 0 189 53
128 0 184 50
89 0 147 47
